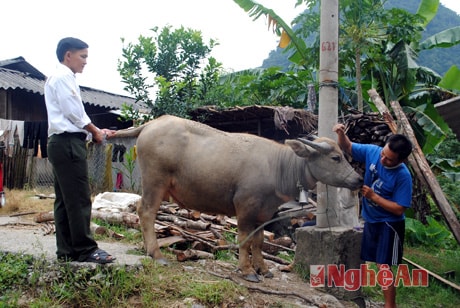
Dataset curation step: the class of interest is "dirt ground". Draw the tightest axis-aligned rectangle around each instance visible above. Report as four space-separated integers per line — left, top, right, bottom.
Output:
0 192 380 307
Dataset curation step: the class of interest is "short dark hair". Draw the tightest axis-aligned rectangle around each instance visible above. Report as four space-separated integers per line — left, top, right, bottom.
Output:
387 134 413 161
56 37 88 62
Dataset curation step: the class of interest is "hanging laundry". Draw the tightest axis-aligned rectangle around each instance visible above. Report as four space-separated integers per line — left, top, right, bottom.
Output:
23 121 48 157
115 172 123 191
112 144 127 162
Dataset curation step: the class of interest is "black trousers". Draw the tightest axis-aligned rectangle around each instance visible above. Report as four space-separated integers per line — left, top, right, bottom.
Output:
47 133 97 261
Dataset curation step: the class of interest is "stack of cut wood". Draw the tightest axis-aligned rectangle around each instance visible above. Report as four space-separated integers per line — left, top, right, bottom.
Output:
342 112 392 147
34 200 316 267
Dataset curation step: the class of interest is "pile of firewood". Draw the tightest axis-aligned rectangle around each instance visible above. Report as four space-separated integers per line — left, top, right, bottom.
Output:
34 201 316 267
343 112 392 147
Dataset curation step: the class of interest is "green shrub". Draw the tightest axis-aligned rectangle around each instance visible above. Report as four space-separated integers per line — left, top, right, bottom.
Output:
405 216 456 249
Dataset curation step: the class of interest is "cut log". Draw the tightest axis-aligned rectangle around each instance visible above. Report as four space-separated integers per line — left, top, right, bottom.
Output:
190 210 201 220
159 204 177 214
157 235 186 248
90 222 124 239
40 222 55 235
174 248 215 261
261 252 291 265
91 210 140 229
34 211 54 223
224 217 275 241
200 213 225 224
263 236 294 255
157 214 210 231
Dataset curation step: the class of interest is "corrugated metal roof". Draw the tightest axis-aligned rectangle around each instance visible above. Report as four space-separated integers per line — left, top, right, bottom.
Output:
435 95 460 141
0 67 136 110
0 56 46 80
79 86 136 109
0 67 45 95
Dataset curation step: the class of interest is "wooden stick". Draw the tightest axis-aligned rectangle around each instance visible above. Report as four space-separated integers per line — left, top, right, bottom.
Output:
11 211 38 217
403 257 460 291
390 100 460 245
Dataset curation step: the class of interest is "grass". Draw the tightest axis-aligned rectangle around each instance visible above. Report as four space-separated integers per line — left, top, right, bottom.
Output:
0 251 247 307
0 188 54 215
0 189 248 307
359 245 460 307
2 188 460 307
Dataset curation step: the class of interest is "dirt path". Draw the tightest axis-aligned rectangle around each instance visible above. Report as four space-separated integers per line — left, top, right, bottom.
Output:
0 213 370 307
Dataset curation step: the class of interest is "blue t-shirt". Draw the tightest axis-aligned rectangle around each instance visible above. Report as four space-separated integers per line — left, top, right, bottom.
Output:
352 143 412 223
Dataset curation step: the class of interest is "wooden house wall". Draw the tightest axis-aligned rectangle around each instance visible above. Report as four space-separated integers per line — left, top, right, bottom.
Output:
7 90 47 121
0 88 131 129
0 90 9 119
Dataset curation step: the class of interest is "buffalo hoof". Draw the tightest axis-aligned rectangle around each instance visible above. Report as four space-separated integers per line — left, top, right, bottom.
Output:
263 271 274 278
156 258 169 266
243 273 261 283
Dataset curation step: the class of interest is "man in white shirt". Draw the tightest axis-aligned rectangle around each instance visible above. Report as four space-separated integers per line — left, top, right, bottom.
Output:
45 37 116 264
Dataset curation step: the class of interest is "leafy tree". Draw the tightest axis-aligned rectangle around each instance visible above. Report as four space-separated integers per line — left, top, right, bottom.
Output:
117 25 221 122
234 0 460 154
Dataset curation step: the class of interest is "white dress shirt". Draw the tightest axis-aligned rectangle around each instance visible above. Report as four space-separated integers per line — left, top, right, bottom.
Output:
44 63 91 137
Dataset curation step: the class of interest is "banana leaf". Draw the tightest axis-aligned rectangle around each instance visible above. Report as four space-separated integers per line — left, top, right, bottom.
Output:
439 65 460 92
416 0 439 27
420 26 460 50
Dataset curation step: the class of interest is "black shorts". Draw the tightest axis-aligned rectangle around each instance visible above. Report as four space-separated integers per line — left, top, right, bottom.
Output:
361 220 405 266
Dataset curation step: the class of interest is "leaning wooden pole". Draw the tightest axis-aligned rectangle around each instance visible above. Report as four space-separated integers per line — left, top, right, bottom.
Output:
368 89 460 244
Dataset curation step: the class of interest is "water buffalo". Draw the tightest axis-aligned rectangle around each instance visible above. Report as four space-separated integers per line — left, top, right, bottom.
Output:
113 115 362 282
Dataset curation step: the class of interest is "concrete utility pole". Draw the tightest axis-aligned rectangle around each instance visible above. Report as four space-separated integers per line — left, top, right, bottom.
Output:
296 2 364 300
316 0 340 228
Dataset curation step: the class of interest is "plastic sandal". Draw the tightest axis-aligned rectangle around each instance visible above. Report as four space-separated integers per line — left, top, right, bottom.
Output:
84 248 116 264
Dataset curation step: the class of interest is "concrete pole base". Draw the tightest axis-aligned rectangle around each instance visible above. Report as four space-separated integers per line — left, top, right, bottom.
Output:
294 226 364 301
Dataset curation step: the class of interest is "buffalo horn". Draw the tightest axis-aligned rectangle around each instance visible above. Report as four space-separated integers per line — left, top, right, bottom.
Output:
298 137 333 153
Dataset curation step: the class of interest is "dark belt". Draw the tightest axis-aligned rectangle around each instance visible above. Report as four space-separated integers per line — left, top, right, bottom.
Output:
54 132 87 141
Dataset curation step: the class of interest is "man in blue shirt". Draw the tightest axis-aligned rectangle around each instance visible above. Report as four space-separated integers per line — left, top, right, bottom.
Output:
334 123 413 308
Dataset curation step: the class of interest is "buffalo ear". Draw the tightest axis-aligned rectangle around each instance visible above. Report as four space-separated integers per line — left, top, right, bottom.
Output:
285 140 316 158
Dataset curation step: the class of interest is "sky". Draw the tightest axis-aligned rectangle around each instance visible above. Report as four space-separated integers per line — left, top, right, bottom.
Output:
1 0 459 96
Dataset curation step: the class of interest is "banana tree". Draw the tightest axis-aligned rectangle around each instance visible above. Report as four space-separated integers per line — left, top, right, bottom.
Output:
367 0 460 153
420 26 460 93
233 0 309 67
233 0 460 154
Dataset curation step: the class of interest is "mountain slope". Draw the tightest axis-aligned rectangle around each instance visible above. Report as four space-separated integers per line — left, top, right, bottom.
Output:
260 0 460 76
